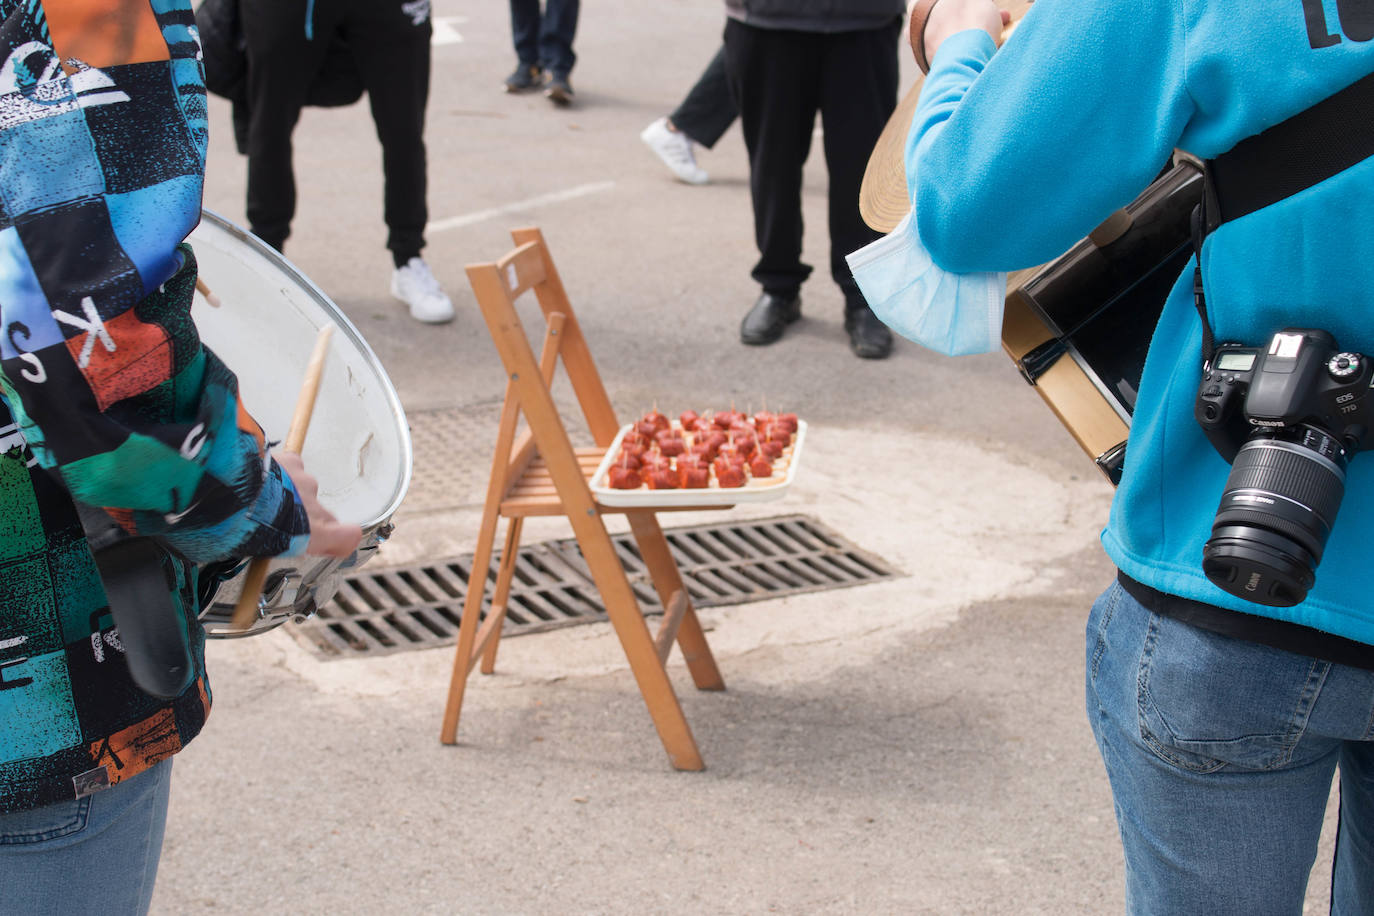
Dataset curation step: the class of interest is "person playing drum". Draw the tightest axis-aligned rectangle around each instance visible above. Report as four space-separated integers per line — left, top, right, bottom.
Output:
891 0 1374 909
0 3 360 911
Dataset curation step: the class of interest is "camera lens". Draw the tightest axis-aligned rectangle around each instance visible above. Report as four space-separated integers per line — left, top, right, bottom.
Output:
1202 426 1346 607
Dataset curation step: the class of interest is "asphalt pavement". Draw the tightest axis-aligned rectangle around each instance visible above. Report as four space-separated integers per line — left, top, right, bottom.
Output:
151 1 1337 912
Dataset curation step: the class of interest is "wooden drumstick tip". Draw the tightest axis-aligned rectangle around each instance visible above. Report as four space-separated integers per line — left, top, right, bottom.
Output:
228 324 335 632
284 325 333 454
229 561 271 630
195 277 222 308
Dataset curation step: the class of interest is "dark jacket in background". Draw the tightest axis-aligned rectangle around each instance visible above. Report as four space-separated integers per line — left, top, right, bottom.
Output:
724 0 904 32
195 0 364 152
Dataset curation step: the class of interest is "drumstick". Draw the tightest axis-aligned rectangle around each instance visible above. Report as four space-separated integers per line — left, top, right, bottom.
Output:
229 324 335 632
195 277 222 308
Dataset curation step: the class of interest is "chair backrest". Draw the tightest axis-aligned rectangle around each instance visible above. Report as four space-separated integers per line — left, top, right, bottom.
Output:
478 227 621 439
465 227 619 513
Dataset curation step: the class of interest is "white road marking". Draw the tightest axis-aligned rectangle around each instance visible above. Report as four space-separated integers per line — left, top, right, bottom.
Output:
432 17 464 46
426 181 616 234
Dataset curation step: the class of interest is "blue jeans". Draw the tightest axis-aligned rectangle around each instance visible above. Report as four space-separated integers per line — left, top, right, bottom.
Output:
1086 581 1374 915
509 0 578 77
0 757 173 916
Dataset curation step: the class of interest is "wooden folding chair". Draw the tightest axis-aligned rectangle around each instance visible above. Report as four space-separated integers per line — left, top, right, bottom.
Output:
439 227 727 771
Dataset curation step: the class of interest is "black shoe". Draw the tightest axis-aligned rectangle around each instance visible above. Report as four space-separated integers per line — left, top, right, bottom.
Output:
504 63 544 93
740 292 801 345
845 305 893 359
545 73 574 105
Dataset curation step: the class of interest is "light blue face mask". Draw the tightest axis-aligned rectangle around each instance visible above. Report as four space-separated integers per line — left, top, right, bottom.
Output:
845 210 1007 357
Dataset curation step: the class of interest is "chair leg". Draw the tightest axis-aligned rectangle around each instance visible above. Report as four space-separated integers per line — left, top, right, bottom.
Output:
439 516 501 745
625 511 725 691
598 579 706 771
571 519 705 771
480 518 523 674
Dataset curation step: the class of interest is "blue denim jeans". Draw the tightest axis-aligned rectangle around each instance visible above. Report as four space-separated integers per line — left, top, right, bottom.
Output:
1086 581 1374 915
0 757 173 916
509 0 579 77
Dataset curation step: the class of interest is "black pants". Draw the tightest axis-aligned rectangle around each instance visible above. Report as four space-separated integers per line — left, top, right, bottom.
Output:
241 0 431 261
723 19 899 306
670 45 736 150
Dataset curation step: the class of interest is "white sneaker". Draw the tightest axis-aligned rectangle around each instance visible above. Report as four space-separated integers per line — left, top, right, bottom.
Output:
640 117 709 185
391 257 454 324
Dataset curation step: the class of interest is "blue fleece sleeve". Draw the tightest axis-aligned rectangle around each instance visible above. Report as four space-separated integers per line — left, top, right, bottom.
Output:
908 0 1196 273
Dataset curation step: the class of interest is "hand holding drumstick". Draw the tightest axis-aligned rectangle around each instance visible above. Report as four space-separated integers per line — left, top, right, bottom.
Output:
227 457 360 630
275 451 363 557
229 326 361 630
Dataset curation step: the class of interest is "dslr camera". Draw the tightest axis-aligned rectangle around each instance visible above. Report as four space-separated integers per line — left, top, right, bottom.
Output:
1194 328 1373 607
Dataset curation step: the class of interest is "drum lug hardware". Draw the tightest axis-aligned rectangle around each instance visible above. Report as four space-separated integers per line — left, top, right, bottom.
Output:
376 523 394 543
261 569 295 610
278 572 306 609
291 599 320 626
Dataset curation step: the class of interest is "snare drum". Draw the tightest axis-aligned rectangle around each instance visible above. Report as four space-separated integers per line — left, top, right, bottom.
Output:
1002 159 1204 484
188 210 413 636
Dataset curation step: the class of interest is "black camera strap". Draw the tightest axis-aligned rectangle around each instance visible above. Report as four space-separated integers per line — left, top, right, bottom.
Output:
1191 67 1374 362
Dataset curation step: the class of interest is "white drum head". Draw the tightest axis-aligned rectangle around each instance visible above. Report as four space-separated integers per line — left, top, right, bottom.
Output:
188 210 411 529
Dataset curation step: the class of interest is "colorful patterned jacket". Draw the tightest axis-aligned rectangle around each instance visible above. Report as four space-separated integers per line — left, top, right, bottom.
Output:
0 0 310 813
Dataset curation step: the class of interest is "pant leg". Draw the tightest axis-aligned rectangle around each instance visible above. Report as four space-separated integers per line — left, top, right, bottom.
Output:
538 0 579 77
724 20 817 297
670 45 737 149
239 0 331 251
1332 740 1374 913
0 757 173 916
818 20 898 310
344 0 432 262
1085 581 1362 915
509 0 541 66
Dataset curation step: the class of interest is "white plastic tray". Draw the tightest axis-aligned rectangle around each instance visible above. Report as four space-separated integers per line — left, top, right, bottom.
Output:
590 420 807 507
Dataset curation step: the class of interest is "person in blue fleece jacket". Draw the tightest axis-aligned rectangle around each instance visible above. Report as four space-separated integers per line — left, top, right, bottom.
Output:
910 0 1374 910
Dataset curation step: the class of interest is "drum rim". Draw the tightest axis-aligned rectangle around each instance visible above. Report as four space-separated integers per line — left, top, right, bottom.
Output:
195 208 415 525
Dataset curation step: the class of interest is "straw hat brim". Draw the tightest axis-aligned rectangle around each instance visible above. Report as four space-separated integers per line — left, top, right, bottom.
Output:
859 76 926 234
859 0 1033 234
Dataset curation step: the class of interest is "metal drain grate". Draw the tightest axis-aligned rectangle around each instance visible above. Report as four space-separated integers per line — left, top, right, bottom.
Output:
290 515 902 658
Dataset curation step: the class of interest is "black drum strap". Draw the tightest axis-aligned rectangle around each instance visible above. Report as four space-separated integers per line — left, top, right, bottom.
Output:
1207 69 1374 227
1192 69 1374 360
76 504 195 699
